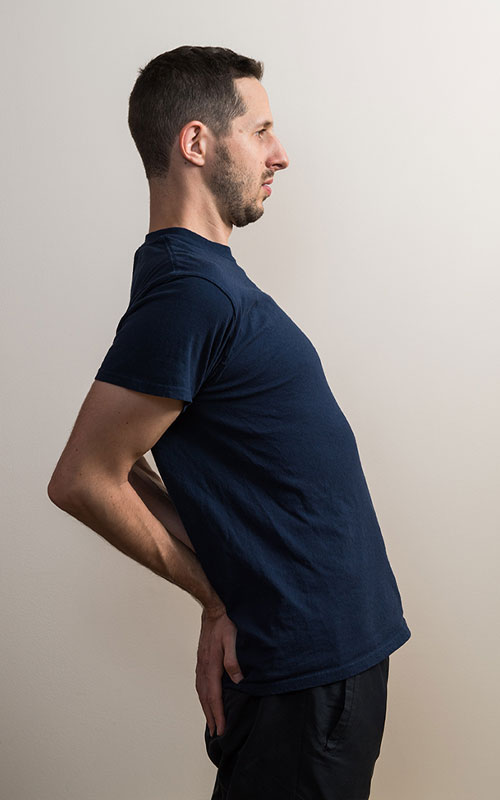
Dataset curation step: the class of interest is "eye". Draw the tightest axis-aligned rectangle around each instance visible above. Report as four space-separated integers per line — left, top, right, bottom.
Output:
256 128 267 138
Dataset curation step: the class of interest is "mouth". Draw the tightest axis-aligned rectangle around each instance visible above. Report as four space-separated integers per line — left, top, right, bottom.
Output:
262 183 272 195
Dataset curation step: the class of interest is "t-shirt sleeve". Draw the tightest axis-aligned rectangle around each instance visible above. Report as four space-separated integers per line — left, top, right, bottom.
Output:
94 274 235 410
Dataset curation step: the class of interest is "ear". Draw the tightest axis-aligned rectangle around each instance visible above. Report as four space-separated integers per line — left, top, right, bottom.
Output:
179 120 209 166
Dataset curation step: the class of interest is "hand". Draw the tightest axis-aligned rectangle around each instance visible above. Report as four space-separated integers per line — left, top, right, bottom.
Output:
195 605 244 737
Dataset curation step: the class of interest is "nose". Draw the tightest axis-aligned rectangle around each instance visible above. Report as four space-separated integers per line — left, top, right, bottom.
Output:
268 137 290 172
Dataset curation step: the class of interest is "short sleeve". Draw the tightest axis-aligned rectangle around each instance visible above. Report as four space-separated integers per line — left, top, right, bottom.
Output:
94 274 235 410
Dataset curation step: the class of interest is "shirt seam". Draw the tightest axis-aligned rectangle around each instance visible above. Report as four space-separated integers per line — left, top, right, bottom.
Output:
160 238 239 384
162 236 238 321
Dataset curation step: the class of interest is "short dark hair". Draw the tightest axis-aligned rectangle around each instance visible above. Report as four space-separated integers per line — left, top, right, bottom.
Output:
128 45 264 181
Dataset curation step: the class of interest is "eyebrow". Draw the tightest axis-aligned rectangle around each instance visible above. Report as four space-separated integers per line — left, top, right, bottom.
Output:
255 120 274 129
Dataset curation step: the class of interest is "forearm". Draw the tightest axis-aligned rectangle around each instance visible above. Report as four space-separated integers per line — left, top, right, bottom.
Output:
131 455 168 493
128 459 196 553
54 478 224 613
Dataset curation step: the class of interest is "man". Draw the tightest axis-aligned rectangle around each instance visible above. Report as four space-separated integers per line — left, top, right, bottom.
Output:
48 45 411 799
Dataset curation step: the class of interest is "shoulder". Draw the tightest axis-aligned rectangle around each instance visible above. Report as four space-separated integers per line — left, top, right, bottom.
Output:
167 273 235 316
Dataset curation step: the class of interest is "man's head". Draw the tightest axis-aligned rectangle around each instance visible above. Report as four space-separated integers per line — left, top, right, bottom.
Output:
128 45 289 233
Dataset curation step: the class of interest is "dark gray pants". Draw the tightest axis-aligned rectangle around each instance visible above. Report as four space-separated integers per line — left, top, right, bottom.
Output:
205 656 390 800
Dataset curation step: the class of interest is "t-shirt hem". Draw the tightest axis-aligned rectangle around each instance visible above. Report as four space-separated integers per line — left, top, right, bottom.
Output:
94 370 193 404
223 621 411 696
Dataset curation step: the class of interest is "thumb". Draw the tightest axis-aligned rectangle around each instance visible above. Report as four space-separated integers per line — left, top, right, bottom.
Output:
224 650 244 683
228 666 244 683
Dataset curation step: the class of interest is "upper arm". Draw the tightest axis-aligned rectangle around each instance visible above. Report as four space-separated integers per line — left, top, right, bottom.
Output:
48 273 234 501
48 379 183 497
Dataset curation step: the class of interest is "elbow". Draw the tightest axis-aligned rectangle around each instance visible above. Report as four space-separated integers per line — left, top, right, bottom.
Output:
47 475 73 510
47 466 81 511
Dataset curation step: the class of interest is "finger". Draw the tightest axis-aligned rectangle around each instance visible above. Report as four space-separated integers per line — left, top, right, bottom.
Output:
196 671 217 736
223 640 244 684
199 696 217 737
206 674 226 735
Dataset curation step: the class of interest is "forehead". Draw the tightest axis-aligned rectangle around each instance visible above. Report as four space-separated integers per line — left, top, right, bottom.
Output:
234 77 273 129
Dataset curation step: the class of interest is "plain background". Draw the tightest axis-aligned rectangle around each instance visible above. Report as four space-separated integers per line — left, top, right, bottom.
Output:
2 1 499 798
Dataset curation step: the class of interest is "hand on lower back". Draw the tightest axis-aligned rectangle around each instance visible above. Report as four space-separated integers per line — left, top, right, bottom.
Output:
195 606 244 737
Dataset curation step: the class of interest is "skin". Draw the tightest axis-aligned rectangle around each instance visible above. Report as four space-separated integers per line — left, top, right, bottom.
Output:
48 76 290 742
148 75 290 242
148 78 289 736
144 79 289 737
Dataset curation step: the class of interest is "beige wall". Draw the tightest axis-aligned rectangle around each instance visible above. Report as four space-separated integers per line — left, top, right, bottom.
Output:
2 1 499 798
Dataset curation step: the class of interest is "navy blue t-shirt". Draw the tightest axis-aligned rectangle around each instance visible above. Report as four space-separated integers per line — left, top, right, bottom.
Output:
95 226 411 695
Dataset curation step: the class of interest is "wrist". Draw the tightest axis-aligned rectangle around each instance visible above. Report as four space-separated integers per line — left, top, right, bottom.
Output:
202 602 226 620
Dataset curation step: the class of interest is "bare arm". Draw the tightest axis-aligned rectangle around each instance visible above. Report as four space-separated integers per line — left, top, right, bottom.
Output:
48 382 220 612
128 456 197 553
48 380 243 736
51 471 222 612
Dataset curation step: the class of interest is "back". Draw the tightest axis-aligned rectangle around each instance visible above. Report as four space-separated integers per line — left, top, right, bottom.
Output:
95 226 411 695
